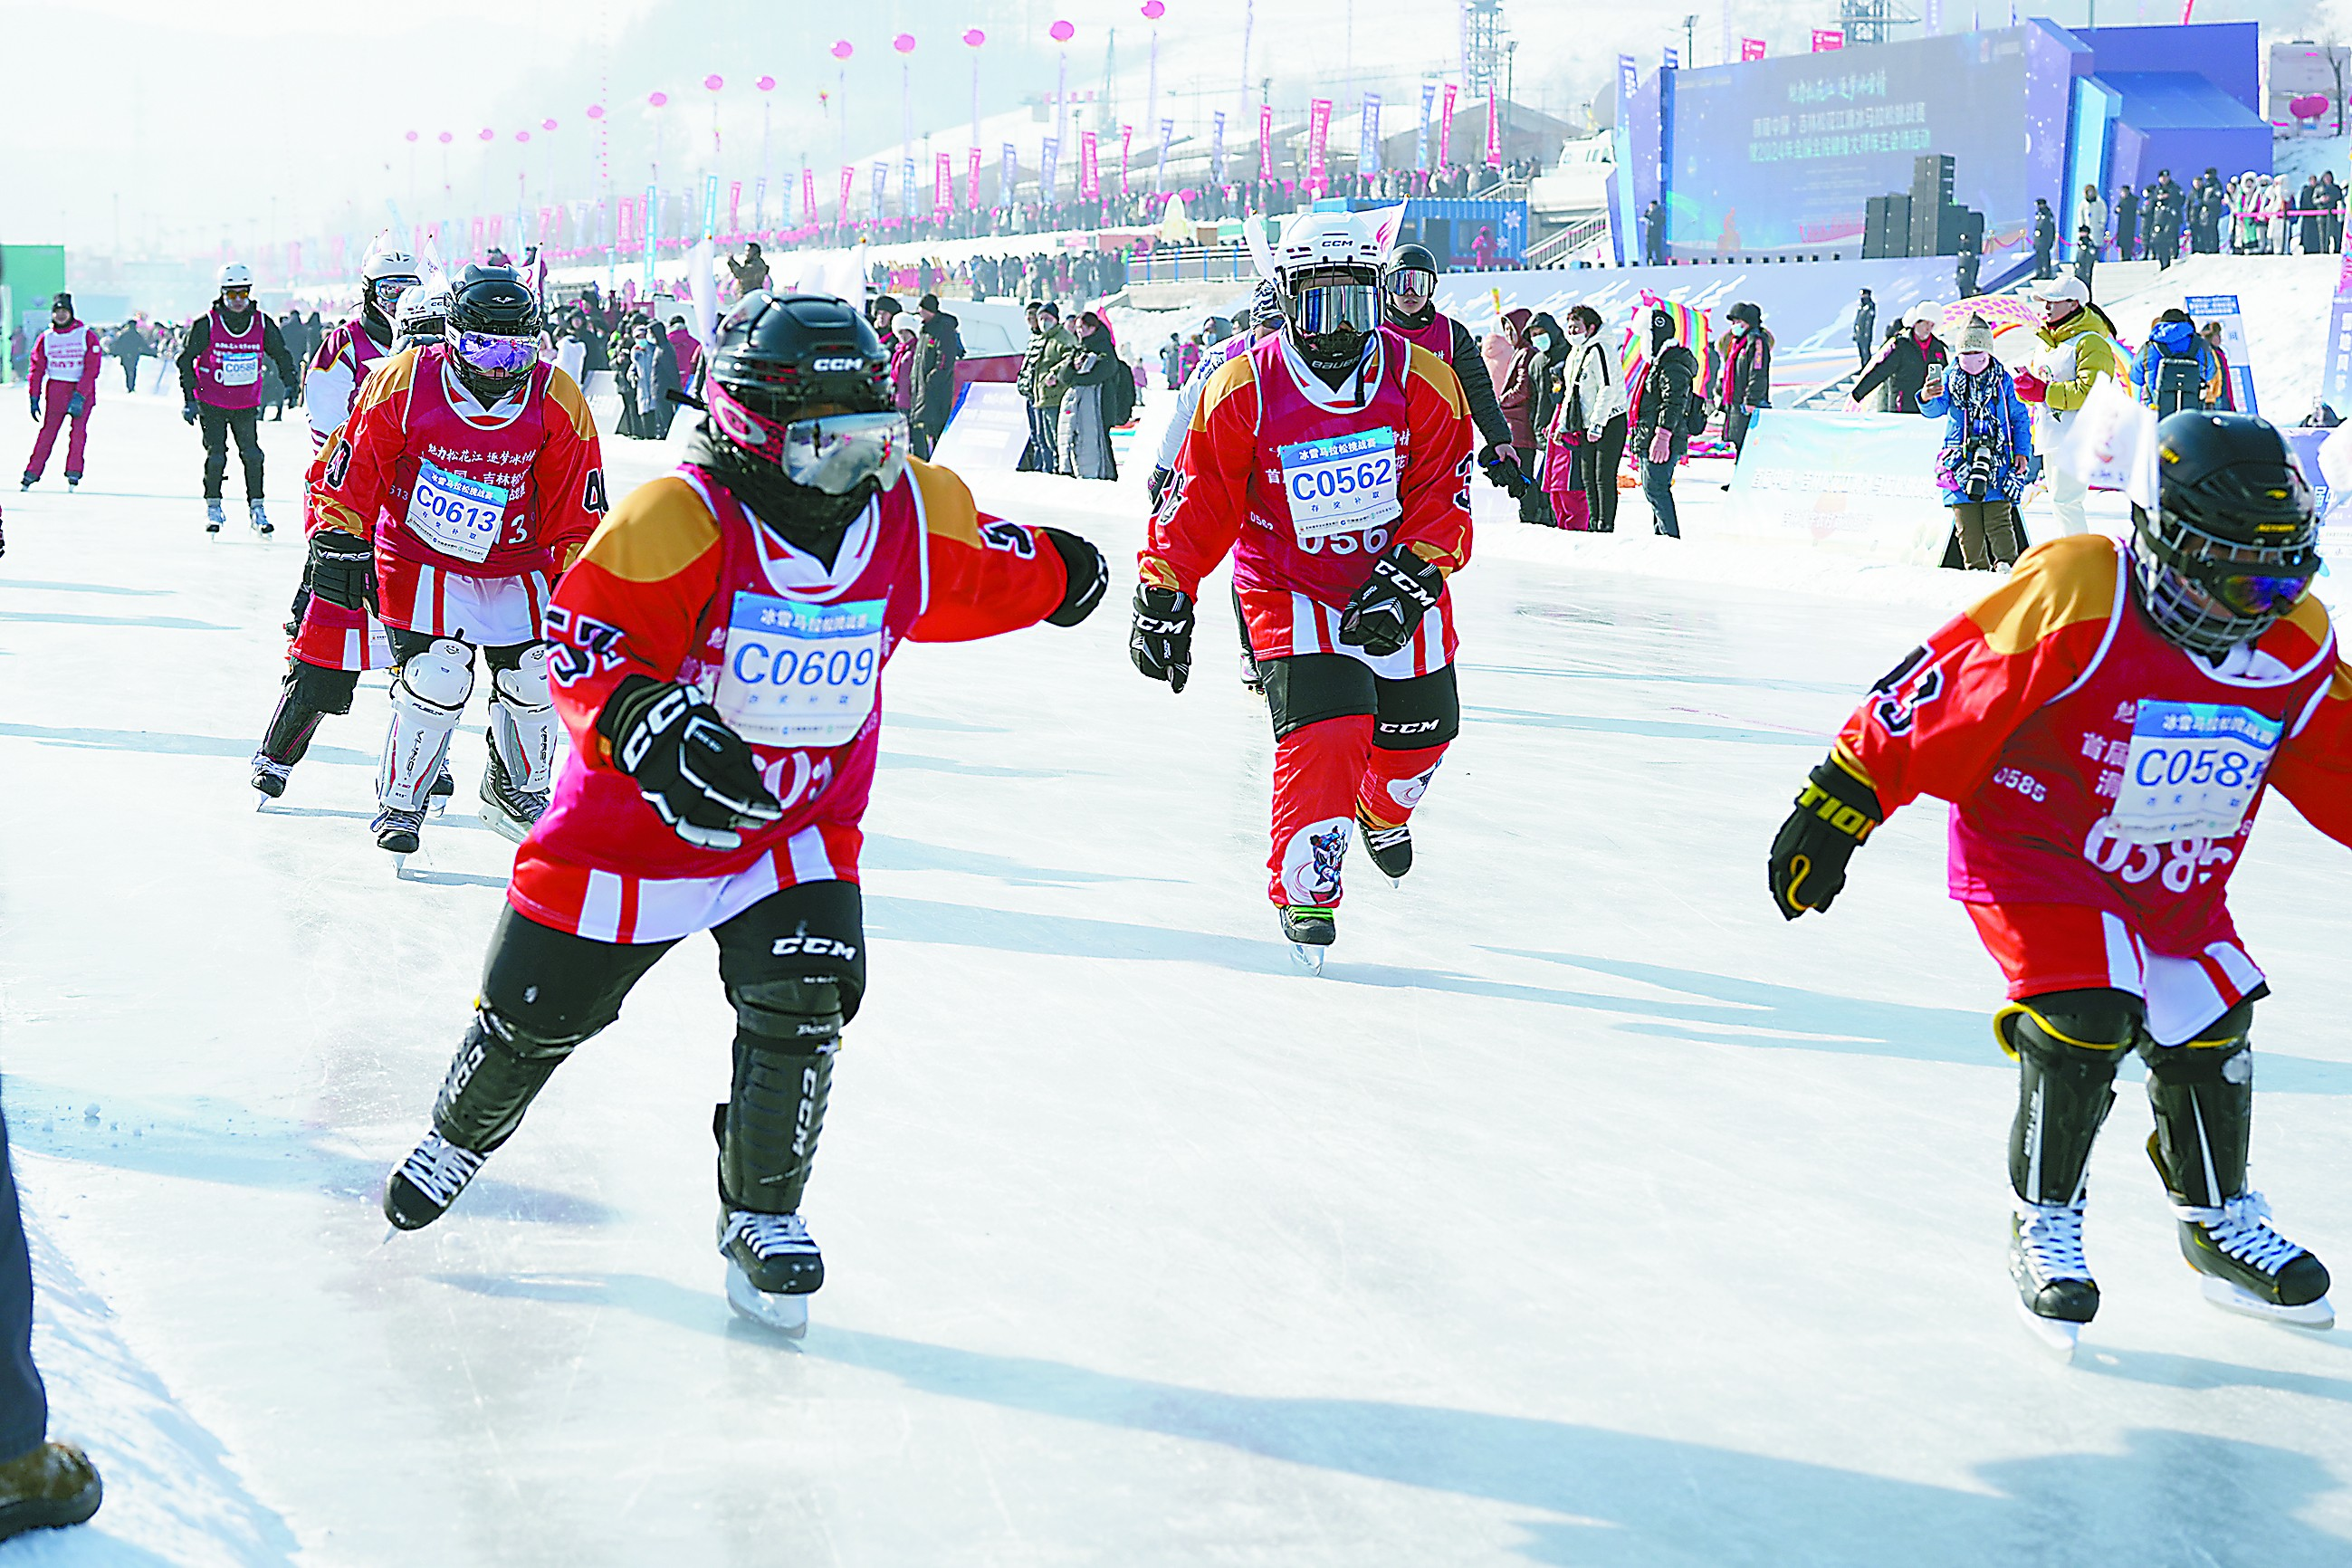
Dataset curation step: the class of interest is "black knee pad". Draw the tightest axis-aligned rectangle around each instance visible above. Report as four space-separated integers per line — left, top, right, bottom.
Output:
1261 654 1377 741
433 1005 589 1154
2141 1002 2255 1207
2002 990 2138 1207
729 974 846 1047
1372 665 1460 751
287 659 359 716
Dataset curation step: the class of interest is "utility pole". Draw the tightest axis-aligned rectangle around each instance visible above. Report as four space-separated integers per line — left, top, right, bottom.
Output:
1683 14 1698 66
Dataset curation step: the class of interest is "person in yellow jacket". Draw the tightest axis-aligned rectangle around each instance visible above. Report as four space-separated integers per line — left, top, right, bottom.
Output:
2011 273 2123 537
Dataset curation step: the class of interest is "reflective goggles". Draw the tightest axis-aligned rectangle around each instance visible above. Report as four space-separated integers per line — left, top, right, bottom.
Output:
1289 281 1380 336
221 286 253 302
370 276 420 312
1384 267 1438 301
2204 569 2315 617
710 383 909 495
451 330 539 375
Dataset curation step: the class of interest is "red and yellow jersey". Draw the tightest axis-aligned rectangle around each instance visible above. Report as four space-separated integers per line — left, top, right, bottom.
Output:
1142 327 1473 674
1836 532 2352 951
302 315 393 450
510 458 1071 943
313 344 606 579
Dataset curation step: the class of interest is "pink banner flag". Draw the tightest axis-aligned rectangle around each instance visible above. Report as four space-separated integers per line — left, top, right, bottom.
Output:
1437 84 1458 167
1121 124 1133 196
1306 99 1332 194
1258 103 1275 178
1741 37 1766 61
838 165 855 229
1811 28 1844 51
803 167 818 226
935 151 953 215
1080 129 1101 199
728 181 741 232
1484 93 1501 167
969 147 983 210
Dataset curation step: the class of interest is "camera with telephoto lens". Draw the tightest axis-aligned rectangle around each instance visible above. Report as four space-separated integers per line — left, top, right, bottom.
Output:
1960 440 1999 502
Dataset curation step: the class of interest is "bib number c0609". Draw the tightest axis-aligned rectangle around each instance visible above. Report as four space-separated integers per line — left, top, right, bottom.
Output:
405 460 511 563
2102 699 2280 846
713 591 884 749
1278 427 1401 543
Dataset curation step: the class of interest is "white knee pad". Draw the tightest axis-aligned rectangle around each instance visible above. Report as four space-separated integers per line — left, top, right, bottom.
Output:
488 644 557 792
380 639 474 809
492 645 552 711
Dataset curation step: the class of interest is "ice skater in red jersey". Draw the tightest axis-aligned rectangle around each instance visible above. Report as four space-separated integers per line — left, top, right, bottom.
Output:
311 266 607 853
21 294 100 492
1130 209 1475 970
1770 411 2352 1357
378 292 1107 1336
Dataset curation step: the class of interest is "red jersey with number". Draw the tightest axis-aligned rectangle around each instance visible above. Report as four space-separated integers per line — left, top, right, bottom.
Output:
1142 328 1473 675
311 344 605 580
1835 532 2352 953
510 458 1073 943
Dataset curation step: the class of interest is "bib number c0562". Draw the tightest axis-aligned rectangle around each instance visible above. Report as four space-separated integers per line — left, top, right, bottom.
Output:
1278 427 1401 542
712 591 884 749
2102 699 2280 846
404 459 511 563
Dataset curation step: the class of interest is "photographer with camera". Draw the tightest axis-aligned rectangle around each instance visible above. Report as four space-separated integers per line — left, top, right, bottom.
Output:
1917 316 2034 570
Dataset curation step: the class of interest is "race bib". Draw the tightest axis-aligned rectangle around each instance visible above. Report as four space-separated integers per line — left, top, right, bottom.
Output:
215 350 261 387
712 591 884 748
404 460 509 563
1278 427 1401 541
2104 700 2280 845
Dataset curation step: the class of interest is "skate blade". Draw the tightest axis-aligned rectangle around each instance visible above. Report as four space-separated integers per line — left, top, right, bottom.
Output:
724 1262 810 1338
1289 942 1327 975
2200 1276 2336 1330
478 808 530 846
2013 1296 2083 1362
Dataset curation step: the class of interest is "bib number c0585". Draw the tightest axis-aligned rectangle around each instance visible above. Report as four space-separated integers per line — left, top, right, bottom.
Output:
713 591 884 749
1278 427 1401 542
405 459 511 563
2102 700 2280 846
214 350 261 387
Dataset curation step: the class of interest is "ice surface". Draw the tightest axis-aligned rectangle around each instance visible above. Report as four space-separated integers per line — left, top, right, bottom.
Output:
3 397 2352 1564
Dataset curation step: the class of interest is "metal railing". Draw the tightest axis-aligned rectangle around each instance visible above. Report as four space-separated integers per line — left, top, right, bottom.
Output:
1130 244 1256 283
1526 213 1611 268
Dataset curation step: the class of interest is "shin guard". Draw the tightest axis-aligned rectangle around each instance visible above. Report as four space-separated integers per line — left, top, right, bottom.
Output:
259 661 360 765
715 977 843 1214
1268 713 1374 907
2143 1008 2255 1208
432 1006 585 1154
2001 995 2137 1207
487 645 558 792
1357 743 1449 830
380 639 473 810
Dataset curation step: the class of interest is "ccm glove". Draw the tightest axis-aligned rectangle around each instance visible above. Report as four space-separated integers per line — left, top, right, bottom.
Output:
65 394 86 419
1767 755 1885 920
598 674 784 852
1337 542 1445 658
1128 583 1195 693
305 530 378 613
1146 465 1173 510
1038 526 1109 626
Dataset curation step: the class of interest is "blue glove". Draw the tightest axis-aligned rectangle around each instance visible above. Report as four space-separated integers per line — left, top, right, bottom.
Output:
65 394 85 419
183 398 199 425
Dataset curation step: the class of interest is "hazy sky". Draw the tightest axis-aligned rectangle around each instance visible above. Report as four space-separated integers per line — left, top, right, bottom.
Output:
2 0 2337 258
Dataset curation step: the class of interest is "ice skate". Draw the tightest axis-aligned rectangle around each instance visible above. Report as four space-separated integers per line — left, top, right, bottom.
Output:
719 1210 823 1336
248 498 273 537
1238 648 1265 696
1357 808 1412 884
2172 1189 2334 1329
427 763 456 815
372 804 425 855
2009 1197 2098 1359
205 498 225 534
64 474 78 492
15 474 29 492
250 754 292 800
1280 905 1336 973
382 1130 488 1230
477 742 550 845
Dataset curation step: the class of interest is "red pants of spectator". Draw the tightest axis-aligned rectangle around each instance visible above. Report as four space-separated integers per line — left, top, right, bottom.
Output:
24 390 91 482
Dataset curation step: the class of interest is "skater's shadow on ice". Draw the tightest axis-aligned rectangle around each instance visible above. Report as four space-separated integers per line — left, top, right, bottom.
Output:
7 1085 617 1228
0 609 236 632
0 578 174 598
1465 703 1825 748
798 1329 2346 1566
2077 1344 2352 1403
863 834 1170 888
0 722 375 769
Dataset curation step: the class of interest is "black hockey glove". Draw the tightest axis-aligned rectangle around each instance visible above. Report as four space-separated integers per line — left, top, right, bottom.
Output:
1038 526 1109 626
1146 465 1173 510
598 674 784 852
65 394 86 419
183 398 199 425
305 530 378 613
1767 756 1884 921
1479 444 1528 498
1337 543 1446 658
1129 583 1194 693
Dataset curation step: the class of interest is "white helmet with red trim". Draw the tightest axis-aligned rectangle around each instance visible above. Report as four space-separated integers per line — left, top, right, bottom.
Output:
1270 210 1383 375
361 242 424 330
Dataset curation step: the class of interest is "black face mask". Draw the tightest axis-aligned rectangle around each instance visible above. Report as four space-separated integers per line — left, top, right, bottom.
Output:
685 418 875 569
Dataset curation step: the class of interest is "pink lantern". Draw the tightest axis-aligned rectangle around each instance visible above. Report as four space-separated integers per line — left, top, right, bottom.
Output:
437 130 454 143
586 103 606 119
647 91 669 108
963 28 986 45
1141 1 1164 16
405 129 419 142
704 73 724 91
894 33 916 53
2291 91 2331 120
757 74 776 91
542 118 559 130
1049 19 1076 42
478 128 493 140
515 130 531 142
831 39 854 60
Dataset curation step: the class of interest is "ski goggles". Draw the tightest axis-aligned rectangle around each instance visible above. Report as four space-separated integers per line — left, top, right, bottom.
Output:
710 383 909 495
2204 569 2316 617
451 330 539 375
1288 281 1380 336
369 276 420 313
1383 267 1438 301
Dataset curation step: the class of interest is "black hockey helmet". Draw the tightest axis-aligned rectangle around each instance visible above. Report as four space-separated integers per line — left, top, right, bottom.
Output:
707 291 893 424
1382 243 1441 321
444 266 541 402
2132 410 2320 655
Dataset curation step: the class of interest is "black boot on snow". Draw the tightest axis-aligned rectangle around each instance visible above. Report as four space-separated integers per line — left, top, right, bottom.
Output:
1356 808 1413 884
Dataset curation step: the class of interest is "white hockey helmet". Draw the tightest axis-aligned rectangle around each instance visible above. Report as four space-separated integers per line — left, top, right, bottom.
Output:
1270 209 1384 373
1271 209 1384 292
218 262 253 293
361 242 423 322
394 275 453 349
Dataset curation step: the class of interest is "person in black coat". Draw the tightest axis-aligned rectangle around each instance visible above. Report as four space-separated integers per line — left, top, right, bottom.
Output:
2114 185 2139 261
910 293 964 459
1630 306 1698 539
1850 308 1948 415
2032 198 2058 279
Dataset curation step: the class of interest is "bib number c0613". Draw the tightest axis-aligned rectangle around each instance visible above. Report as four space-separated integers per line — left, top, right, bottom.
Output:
2102 699 2280 846
1278 427 1401 542
405 459 511 563
713 591 884 749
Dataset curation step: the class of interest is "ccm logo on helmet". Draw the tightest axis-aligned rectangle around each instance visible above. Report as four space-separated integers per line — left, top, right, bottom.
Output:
812 356 865 372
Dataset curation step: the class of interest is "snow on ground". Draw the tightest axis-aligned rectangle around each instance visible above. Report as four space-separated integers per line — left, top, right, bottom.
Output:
4 397 2352 1564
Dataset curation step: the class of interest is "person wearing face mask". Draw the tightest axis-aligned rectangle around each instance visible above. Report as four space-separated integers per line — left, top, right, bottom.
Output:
377 292 1106 1340
1131 210 1475 968
1380 243 1524 501
1552 304 1627 531
1849 303 1947 416
21 295 100 493
1629 306 1700 539
1917 317 2033 570
1519 313 1571 526
2012 272 2123 538
1717 302 1772 470
177 263 301 535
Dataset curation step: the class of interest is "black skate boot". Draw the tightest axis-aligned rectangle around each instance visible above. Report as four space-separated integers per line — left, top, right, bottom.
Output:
2161 1171 2332 1328
372 805 425 855
63 473 78 492
1356 807 1412 884
205 498 225 534
718 1210 823 1336
250 755 292 799
16 473 29 492
2009 1197 2098 1358
427 763 457 815
477 741 549 844
1280 905 1336 974
383 1130 489 1230
248 498 273 537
